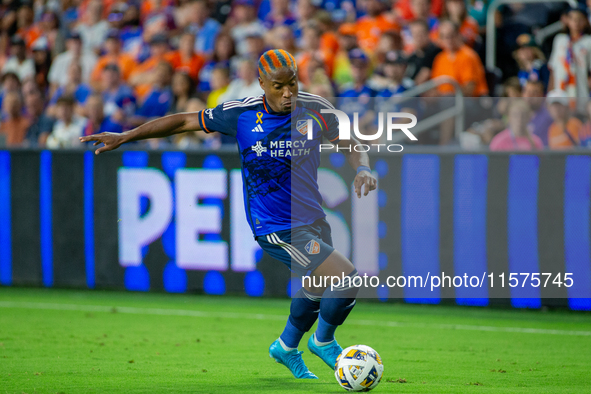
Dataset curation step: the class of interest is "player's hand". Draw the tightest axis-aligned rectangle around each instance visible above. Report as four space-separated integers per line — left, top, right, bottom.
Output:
354 170 377 198
79 132 127 155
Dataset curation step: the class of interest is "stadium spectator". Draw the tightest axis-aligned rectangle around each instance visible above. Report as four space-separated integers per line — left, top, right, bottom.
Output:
315 10 340 56
90 30 137 85
61 0 81 30
24 89 54 147
186 0 221 56
294 0 317 41
38 12 65 57
395 0 443 22
48 30 97 89
0 72 21 114
492 77 522 121
31 38 52 91
375 50 414 94
132 61 173 126
16 1 42 49
374 31 403 68
548 5 591 114
100 64 136 126
219 58 264 101
523 80 552 147
169 71 197 114
129 34 171 100
0 91 29 146
514 34 549 92
82 93 123 136
402 0 438 51
197 33 236 92
489 99 543 151
270 25 298 58
356 0 399 54
332 23 357 88
263 0 297 30
437 0 480 47
339 49 376 135
2 35 35 82
297 21 335 86
142 0 177 37
230 0 267 56
431 20 488 97
119 4 144 56
406 20 442 85
243 32 267 61
48 62 91 117
46 95 86 149
206 66 231 108
165 31 205 83
0 34 9 71
546 89 582 149
432 20 488 144
21 78 38 101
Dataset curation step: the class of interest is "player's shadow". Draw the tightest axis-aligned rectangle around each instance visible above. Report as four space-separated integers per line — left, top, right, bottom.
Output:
229 377 339 392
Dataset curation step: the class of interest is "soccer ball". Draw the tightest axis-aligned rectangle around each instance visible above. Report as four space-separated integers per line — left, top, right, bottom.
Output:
334 345 384 392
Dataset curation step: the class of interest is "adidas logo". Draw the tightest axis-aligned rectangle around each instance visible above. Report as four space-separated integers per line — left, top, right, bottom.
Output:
252 125 264 133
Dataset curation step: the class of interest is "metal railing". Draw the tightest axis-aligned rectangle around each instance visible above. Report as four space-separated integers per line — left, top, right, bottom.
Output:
535 20 565 46
385 76 465 143
485 0 577 71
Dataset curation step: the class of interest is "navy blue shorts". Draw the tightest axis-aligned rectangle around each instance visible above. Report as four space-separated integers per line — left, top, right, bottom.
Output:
256 217 335 277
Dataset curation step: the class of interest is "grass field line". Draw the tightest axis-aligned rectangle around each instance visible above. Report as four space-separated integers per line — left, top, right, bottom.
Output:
1 300 590 337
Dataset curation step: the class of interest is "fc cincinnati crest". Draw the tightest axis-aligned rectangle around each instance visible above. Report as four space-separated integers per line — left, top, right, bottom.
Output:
296 120 308 135
305 240 320 254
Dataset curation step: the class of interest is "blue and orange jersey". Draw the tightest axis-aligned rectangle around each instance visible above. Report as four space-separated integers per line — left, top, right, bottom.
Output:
196 92 340 237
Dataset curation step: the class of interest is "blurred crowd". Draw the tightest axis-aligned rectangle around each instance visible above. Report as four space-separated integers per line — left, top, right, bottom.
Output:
0 0 589 150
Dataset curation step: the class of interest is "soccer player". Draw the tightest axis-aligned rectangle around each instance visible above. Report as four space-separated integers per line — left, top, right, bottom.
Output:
80 49 377 379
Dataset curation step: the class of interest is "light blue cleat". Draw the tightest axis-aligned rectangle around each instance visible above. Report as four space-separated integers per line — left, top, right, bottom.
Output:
307 334 343 369
269 340 318 379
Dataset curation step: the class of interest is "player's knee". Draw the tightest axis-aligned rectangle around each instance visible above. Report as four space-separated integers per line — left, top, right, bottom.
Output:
289 288 321 332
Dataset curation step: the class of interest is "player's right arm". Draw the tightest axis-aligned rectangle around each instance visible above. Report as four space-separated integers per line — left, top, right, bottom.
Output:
79 112 203 155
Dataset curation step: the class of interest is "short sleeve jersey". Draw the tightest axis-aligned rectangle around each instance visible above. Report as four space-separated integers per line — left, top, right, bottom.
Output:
196 92 340 237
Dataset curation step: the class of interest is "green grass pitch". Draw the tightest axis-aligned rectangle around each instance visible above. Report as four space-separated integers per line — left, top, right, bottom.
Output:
1 288 590 393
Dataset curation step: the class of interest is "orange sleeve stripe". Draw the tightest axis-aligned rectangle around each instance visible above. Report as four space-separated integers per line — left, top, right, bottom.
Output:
201 110 211 133
329 136 339 142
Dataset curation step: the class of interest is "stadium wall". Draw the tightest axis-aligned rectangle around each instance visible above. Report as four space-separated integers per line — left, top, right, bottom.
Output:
0 150 589 310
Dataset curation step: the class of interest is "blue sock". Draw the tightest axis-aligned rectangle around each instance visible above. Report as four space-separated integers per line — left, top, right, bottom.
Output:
279 319 305 350
316 270 359 343
279 288 321 349
315 315 338 343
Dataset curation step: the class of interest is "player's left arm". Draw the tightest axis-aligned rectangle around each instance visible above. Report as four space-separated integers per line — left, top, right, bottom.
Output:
337 137 377 198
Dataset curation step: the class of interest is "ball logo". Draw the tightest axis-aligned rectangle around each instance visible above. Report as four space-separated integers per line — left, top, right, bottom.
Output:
305 240 320 255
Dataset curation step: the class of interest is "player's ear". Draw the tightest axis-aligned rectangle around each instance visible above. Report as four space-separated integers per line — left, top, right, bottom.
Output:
258 76 265 91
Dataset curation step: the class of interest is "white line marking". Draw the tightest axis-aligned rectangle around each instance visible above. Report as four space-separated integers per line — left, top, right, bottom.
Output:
0 301 589 336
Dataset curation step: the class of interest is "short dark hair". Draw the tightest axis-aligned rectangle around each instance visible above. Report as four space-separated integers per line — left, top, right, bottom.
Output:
409 19 430 33
56 95 75 106
1 72 20 84
439 19 460 34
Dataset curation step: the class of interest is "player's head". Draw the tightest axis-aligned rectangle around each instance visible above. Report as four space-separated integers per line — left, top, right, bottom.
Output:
258 49 298 114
